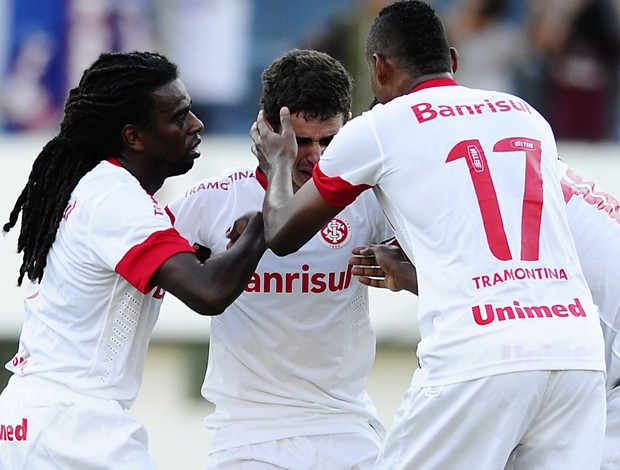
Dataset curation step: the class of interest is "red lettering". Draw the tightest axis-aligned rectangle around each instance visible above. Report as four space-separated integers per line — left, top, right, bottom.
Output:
243 266 354 294
473 298 589 325
552 304 568 317
569 298 586 317
411 102 437 123
0 419 27 441
152 287 166 300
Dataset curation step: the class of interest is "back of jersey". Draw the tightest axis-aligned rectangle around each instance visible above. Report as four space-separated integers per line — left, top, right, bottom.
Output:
316 80 605 387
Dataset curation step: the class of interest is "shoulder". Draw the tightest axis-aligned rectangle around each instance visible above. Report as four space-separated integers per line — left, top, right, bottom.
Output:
178 167 258 200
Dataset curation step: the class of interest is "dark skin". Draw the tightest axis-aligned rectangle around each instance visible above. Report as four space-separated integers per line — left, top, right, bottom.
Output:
251 49 459 256
349 244 419 295
116 78 266 316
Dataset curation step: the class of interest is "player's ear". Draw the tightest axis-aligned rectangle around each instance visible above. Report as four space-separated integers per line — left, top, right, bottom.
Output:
121 124 145 152
450 47 459 74
373 53 391 86
346 112 352 122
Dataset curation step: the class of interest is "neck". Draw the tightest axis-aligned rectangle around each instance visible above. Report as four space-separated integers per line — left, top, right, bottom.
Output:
115 154 163 195
408 72 454 93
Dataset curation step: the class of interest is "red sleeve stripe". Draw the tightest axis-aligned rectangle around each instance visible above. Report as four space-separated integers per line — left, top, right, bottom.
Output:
115 227 196 294
313 165 370 208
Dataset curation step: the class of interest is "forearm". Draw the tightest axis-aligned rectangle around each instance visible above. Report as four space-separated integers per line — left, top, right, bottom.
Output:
154 216 266 316
262 157 295 249
202 230 266 311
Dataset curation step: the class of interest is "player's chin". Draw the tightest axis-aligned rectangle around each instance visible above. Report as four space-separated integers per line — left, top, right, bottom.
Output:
170 159 195 177
300 172 313 185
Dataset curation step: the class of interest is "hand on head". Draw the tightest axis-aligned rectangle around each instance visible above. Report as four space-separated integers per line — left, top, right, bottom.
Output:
250 107 298 175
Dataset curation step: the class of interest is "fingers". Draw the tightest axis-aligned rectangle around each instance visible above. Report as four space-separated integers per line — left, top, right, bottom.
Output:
348 254 378 267
356 276 386 289
351 266 385 278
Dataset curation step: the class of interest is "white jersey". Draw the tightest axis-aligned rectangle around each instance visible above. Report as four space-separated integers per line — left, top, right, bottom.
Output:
5 159 195 409
559 160 620 391
314 78 605 387
167 166 393 452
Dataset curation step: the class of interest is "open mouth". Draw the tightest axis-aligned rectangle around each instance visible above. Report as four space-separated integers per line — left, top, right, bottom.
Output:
189 138 202 157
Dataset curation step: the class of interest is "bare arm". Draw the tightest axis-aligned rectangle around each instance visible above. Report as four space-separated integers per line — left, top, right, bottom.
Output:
251 107 340 255
151 211 266 316
349 244 419 295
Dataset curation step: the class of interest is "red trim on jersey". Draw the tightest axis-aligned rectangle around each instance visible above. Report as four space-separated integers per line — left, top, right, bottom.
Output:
164 205 176 224
106 157 123 167
255 166 268 190
313 165 370 208
411 78 458 93
115 227 196 294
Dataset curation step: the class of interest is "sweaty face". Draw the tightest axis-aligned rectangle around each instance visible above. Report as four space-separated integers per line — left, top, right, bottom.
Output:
141 78 204 177
289 112 345 193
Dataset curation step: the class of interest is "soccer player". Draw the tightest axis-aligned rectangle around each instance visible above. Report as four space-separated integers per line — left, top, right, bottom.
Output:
350 160 620 469
251 1 606 468
167 49 393 469
0 51 265 469
558 162 620 470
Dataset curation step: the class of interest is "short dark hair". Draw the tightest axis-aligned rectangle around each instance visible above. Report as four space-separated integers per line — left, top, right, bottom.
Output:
4 51 179 285
260 49 353 131
366 0 452 76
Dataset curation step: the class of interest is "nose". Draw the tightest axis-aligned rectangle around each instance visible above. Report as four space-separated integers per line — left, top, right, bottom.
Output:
307 142 322 165
189 111 204 134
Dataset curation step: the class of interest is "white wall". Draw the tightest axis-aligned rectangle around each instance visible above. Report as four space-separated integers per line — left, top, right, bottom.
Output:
1 135 617 344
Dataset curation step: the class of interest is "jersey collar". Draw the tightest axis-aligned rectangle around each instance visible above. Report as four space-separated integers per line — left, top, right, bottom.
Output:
106 157 123 167
410 78 458 93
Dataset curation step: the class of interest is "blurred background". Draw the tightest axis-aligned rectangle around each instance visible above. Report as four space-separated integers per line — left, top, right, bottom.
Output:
1 0 620 467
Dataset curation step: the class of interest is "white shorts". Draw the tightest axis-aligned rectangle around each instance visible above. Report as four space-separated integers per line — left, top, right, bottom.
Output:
206 431 382 470
0 375 157 470
376 370 605 470
602 385 620 469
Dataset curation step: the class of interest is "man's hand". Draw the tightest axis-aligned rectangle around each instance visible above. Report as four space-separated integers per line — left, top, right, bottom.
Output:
226 211 265 249
250 107 298 175
348 244 418 294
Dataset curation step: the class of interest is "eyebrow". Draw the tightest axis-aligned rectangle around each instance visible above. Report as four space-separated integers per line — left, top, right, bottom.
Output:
295 135 335 144
172 103 191 119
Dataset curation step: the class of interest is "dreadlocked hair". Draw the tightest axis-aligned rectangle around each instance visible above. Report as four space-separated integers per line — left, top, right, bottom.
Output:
3 51 179 286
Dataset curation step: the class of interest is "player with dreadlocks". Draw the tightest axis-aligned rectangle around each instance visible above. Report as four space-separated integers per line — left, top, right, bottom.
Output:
0 51 266 469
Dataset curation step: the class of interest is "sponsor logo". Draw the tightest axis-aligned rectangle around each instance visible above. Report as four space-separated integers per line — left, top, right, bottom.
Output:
149 195 164 216
411 99 531 124
472 266 568 289
561 168 620 223
0 418 28 441
152 286 166 299
472 297 586 326
9 349 29 374
62 200 77 220
319 217 351 248
245 264 353 294
184 170 256 195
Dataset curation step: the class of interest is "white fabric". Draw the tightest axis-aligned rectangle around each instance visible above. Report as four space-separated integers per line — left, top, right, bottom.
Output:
167 166 393 454
375 370 605 470
314 80 605 387
557 160 620 469
206 432 381 470
603 385 620 469
0 372 157 469
3 159 194 408
558 160 620 391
